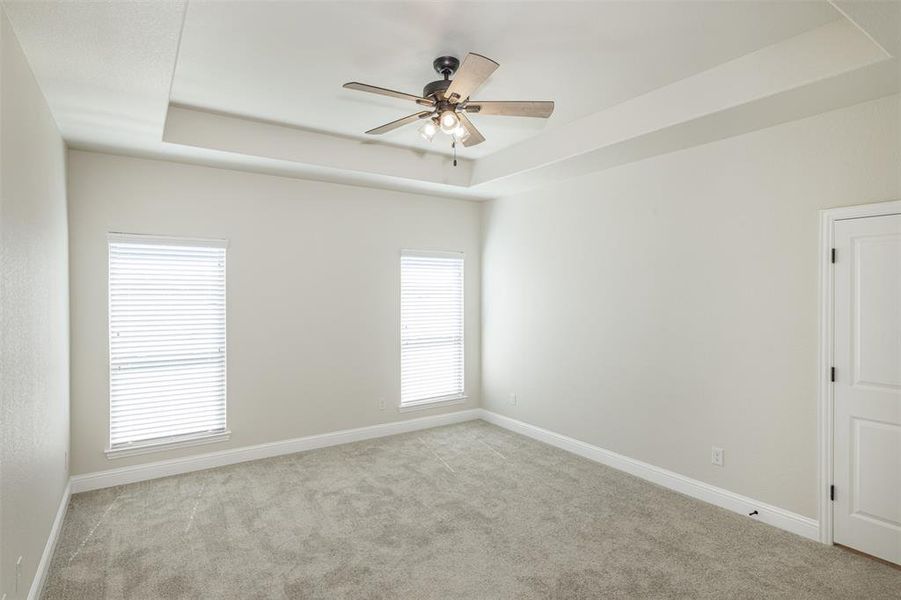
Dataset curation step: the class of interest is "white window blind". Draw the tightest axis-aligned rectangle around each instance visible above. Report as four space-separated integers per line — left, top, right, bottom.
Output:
108 234 227 451
400 250 464 406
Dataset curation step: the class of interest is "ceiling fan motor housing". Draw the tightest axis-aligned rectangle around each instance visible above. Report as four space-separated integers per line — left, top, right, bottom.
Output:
423 78 451 100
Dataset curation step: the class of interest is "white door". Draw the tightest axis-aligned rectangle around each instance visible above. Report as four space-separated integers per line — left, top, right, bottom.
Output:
833 213 901 564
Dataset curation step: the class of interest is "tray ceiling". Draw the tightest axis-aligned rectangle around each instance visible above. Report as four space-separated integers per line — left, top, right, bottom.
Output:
3 1 897 199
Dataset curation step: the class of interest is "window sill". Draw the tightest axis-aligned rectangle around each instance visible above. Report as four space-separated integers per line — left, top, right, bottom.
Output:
106 430 231 459
398 395 467 413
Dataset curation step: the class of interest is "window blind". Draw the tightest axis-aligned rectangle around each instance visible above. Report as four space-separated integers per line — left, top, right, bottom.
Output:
108 234 227 450
400 251 464 406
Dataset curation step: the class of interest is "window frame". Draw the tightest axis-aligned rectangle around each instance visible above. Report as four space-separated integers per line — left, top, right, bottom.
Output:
105 232 230 458
399 249 466 411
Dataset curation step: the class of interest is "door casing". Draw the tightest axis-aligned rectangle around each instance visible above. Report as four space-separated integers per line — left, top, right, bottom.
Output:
817 199 901 545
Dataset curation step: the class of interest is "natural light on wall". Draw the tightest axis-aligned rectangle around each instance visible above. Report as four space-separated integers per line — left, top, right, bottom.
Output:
107 234 228 455
400 250 465 408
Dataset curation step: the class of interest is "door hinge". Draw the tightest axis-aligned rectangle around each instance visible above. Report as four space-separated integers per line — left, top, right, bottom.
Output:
830 367 835 382
830 485 835 501
831 248 836 263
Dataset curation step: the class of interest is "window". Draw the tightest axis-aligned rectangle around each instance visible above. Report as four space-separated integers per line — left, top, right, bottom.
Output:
107 234 228 455
400 250 464 408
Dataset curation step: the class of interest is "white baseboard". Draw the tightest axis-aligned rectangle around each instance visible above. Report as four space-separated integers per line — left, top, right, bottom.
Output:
70 409 481 494
479 409 820 542
28 480 71 600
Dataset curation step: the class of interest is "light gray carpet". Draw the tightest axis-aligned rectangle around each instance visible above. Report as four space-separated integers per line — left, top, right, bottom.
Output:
42 421 899 599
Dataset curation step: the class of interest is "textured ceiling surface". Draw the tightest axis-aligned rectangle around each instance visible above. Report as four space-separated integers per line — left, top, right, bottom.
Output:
171 1 839 157
5 0 839 159
2 0 185 144
3 1 895 198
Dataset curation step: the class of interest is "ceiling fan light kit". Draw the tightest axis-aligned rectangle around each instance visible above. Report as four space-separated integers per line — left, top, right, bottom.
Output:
343 52 554 163
418 120 438 141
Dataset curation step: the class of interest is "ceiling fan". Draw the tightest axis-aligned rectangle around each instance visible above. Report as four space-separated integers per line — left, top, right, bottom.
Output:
343 53 554 153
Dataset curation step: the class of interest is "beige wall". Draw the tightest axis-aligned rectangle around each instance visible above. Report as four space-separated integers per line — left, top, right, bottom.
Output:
481 95 901 519
0 7 69 598
67 150 481 475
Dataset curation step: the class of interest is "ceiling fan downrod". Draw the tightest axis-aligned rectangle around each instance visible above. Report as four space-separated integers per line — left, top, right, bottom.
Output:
423 56 459 100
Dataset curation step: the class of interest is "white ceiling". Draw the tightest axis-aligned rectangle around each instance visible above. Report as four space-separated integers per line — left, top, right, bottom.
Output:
2 1 898 198
172 1 839 158
2 0 184 153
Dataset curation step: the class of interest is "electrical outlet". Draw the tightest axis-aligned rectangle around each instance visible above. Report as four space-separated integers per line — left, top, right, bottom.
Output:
377 397 385 410
509 393 517 406
711 446 724 467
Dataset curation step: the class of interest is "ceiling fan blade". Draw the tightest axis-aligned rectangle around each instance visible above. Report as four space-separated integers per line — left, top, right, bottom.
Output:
464 101 555 118
344 82 435 106
444 53 499 103
457 112 485 147
365 111 432 135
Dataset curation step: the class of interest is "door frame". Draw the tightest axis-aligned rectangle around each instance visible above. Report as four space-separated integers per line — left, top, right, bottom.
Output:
817 199 901 545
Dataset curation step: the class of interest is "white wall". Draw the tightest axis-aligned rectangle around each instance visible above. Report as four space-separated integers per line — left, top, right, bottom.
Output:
67 150 481 476
481 95 901 519
0 7 69 598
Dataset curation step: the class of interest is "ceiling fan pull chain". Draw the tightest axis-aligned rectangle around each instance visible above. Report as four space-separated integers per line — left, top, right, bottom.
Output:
453 139 457 167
